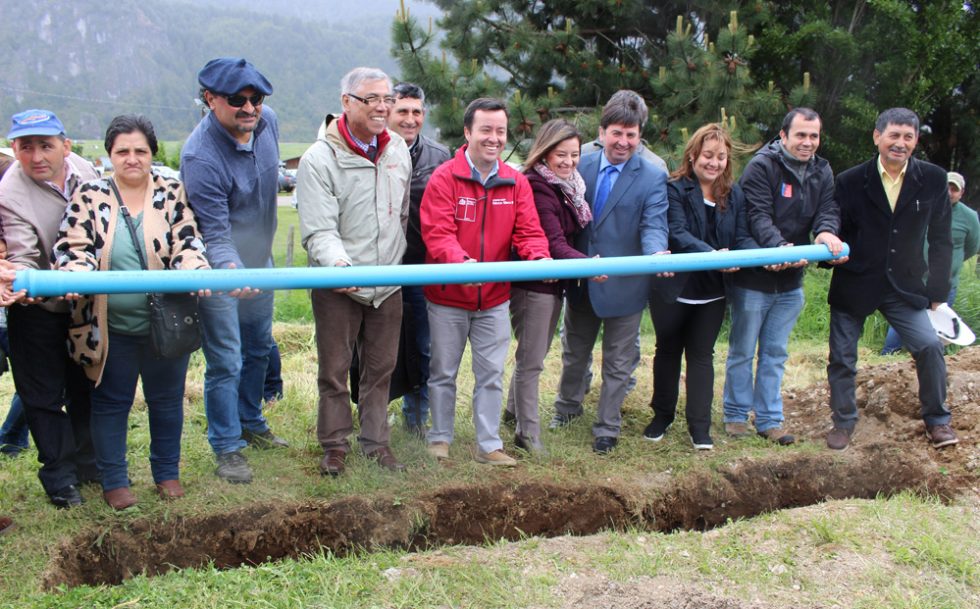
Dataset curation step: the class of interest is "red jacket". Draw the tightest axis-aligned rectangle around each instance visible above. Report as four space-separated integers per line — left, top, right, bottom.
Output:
421 145 550 310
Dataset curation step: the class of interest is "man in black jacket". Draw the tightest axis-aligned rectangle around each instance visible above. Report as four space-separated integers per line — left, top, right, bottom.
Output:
387 82 451 436
827 108 956 450
723 107 843 445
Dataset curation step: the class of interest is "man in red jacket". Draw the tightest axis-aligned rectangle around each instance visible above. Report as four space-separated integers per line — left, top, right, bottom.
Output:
421 98 551 466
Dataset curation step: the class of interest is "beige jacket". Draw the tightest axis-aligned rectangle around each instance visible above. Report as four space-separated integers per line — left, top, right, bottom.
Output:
296 114 411 307
0 153 98 312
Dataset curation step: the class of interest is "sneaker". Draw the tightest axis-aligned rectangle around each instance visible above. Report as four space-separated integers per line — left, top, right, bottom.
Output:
826 426 852 451
689 429 714 451
548 411 581 430
925 424 959 448
514 433 548 456
215 450 253 484
724 422 750 438
427 441 450 460
642 417 672 442
475 449 517 466
242 428 289 449
757 426 795 445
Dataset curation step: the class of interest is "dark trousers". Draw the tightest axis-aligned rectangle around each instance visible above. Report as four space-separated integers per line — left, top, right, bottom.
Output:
648 297 727 435
7 305 96 494
828 289 950 429
91 332 189 491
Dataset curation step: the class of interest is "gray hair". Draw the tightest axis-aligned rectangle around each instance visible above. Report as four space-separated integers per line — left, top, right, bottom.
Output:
340 67 392 95
600 89 648 129
875 107 919 133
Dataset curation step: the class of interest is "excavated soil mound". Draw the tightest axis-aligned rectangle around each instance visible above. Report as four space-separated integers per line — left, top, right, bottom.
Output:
42 446 949 590
784 346 980 486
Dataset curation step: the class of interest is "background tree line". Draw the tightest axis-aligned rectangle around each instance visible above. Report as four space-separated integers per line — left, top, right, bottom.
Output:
392 0 978 185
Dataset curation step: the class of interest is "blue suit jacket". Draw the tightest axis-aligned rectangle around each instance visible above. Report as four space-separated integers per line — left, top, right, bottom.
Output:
566 151 669 317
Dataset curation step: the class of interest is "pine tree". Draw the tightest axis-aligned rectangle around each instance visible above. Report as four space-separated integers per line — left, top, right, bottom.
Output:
391 1 806 169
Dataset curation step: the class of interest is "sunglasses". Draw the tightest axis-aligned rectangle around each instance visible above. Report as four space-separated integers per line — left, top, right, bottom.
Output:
222 93 265 108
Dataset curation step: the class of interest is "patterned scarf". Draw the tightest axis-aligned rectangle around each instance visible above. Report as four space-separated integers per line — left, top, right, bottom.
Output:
533 162 592 228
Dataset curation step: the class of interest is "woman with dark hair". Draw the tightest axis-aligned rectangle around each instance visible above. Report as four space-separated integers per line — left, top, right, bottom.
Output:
504 119 605 455
643 123 756 450
53 114 210 509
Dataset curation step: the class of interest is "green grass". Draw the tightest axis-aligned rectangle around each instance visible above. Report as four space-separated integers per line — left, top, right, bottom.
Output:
71 140 313 167
1 209 978 608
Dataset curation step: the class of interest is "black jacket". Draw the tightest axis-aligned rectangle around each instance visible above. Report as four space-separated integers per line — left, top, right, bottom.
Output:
828 155 952 317
734 139 839 292
652 177 758 303
403 134 451 264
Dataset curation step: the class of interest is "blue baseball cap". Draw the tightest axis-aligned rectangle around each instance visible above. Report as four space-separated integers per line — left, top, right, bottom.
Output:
197 57 273 96
8 109 66 140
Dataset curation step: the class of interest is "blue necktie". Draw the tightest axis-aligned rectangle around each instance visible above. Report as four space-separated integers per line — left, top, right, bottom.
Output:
593 165 618 219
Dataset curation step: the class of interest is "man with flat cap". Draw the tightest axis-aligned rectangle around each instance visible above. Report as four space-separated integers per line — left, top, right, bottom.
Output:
181 57 285 484
0 109 99 507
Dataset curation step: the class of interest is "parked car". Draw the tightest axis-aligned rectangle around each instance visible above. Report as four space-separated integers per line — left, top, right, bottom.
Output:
278 168 296 193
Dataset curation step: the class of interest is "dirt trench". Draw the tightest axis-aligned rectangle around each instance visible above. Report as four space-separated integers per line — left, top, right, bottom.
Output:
42 444 949 590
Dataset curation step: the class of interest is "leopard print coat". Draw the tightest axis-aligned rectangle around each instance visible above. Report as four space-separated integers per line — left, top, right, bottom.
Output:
53 173 210 384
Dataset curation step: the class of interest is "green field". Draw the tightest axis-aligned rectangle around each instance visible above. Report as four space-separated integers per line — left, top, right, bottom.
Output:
0 208 978 608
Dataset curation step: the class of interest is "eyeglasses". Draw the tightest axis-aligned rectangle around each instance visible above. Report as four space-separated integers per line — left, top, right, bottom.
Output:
222 93 265 108
347 93 396 107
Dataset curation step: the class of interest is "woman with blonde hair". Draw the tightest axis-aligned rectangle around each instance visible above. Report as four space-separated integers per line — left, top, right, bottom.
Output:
504 119 604 455
643 123 756 450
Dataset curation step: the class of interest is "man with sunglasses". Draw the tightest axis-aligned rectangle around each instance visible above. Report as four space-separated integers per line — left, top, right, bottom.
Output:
181 57 286 485
296 67 412 476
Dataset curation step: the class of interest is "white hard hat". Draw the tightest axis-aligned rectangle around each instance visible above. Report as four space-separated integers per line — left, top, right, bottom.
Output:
927 303 975 346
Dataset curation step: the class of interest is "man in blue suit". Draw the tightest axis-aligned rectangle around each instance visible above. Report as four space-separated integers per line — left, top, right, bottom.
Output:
551 92 669 454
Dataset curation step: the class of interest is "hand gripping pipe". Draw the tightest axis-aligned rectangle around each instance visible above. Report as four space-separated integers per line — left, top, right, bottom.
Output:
13 243 848 297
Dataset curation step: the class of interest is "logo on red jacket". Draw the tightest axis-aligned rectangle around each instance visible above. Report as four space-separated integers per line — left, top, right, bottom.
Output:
455 197 477 222
491 198 513 206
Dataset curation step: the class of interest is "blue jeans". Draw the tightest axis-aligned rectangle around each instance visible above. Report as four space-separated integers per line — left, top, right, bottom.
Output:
0 326 29 453
882 287 957 355
199 291 275 455
90 332 189 491
723 286 804 432
0 395 28 453
263 341 284 402
401 285 430 426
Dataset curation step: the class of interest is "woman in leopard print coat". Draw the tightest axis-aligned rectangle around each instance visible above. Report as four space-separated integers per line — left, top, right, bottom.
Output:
53 115 210 510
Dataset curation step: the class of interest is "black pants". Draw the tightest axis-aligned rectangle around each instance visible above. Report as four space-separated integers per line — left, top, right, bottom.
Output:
648 297 727 435
7 304 96 494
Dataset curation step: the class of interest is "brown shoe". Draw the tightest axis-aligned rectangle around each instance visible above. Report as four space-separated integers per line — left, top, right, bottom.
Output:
925 424 959 448
103 487 138 510
319 449 346 477
475 449 517 467
427 441 450 460
367 447 406 472
724 422 750 438
757 426 795 445
0 516 13 535
826 426 852 451
155 479 185 500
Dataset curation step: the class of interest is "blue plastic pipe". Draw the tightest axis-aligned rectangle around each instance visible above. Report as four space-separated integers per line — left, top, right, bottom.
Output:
13 244 848 297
